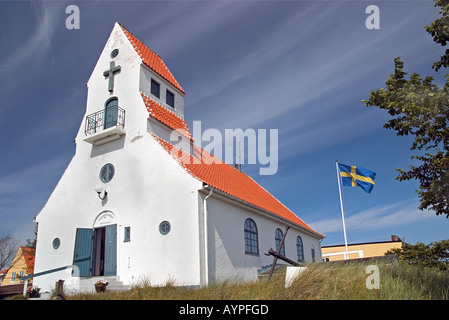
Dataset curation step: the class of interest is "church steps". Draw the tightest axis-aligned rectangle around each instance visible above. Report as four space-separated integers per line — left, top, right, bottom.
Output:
77 276 130 292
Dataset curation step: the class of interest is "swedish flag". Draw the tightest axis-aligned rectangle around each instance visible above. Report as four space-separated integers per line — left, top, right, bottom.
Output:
338 163 376 193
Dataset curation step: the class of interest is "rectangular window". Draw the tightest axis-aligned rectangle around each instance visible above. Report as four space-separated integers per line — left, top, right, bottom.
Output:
11 272 16 282
151 79 160 98
166 90 175 108
124 227 131 242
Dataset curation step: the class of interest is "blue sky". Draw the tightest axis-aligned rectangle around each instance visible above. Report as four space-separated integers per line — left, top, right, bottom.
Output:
0 0 447 247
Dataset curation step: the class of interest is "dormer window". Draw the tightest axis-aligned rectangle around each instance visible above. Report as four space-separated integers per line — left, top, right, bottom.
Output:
166 90 175 108
151 79 160 98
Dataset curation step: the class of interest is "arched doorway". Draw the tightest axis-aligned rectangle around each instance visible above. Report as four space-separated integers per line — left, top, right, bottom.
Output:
72 211 117 277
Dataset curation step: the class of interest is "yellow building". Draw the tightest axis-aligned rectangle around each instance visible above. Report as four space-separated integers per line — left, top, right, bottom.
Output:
321 237 402 262
1 246 35 286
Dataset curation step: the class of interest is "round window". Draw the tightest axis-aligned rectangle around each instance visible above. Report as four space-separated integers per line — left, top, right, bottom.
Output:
110 48 119 59
52 238 60 249
159 221 171 235
100 163 115 183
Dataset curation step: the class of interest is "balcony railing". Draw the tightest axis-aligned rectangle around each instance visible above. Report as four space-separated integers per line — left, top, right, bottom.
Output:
85 106 126 135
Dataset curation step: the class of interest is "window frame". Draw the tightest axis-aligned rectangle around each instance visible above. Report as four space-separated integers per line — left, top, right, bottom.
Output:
151 79 160 98
53 237 61 249
166 90 175 108
159 221 171 235
275 228 286 257
244 218 259 255
100 163 115 183
124 227 131 242
296 236 304 262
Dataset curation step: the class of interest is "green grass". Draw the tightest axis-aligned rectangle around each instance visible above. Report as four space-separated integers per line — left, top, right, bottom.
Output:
54 261 449 300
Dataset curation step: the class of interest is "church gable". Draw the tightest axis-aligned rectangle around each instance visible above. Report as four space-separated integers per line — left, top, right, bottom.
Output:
82 22 187 147
119 23 185 94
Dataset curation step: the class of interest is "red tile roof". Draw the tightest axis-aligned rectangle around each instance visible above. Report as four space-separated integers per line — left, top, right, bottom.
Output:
151 134 323 237
141 92 193 140
120 24 186 94
20 247 35 275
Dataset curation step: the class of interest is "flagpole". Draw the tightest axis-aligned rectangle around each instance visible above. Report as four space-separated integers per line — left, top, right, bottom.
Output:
336 161 349 260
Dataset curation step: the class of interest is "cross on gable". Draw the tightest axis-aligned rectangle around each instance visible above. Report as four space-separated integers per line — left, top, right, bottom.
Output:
103 61 121 92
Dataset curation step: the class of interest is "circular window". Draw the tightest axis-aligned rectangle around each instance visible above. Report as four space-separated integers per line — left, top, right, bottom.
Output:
52 238 60 249
110 48 119 59
100 163 115 183
159 221 171 235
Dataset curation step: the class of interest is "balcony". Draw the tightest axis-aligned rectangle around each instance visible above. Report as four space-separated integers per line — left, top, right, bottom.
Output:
83 106 126 146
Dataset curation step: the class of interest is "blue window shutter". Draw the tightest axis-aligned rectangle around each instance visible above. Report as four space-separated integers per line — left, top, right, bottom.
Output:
104 224 117 276
73 228 93 277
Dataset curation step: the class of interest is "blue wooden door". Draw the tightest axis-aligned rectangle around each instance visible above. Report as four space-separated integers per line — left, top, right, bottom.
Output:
104 224 117 276
73 228 93 277
104 98 118 129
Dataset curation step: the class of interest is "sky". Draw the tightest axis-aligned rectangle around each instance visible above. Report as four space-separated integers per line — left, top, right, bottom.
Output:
0 0 447 248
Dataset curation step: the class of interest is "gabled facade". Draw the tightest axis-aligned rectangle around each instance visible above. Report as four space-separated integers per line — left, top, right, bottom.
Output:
1 246 35 287
33 23 323 293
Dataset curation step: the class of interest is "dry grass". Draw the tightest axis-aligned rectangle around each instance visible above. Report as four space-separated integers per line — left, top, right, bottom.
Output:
63 261 449 300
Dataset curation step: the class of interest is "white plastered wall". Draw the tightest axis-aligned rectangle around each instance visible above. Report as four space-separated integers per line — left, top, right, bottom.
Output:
203 191 322 283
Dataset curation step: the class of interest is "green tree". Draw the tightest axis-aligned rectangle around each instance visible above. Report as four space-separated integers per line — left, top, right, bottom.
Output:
26 225 37 249
386 240 449 271
363 0 449 217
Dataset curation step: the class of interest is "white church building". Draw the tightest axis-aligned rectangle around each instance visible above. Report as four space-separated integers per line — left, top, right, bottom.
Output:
33 23 324 292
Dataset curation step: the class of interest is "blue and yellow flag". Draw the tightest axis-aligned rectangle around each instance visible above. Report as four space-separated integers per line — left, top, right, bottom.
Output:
338 163 376 193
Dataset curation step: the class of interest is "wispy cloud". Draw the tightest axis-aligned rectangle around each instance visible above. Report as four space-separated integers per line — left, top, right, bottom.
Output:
0 1 63 110
1 2 60 71
309 200 433 235
0 152 71 238
184 1 430 153
0 155 69 201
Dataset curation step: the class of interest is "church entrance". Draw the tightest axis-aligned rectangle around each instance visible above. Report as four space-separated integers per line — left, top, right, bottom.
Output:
93 225 117 276
73 224 117 277
93 227 106 276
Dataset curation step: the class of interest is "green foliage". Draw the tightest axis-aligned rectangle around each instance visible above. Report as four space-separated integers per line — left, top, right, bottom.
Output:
363 0 449 217
386 240 449 271
425 0 449 71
